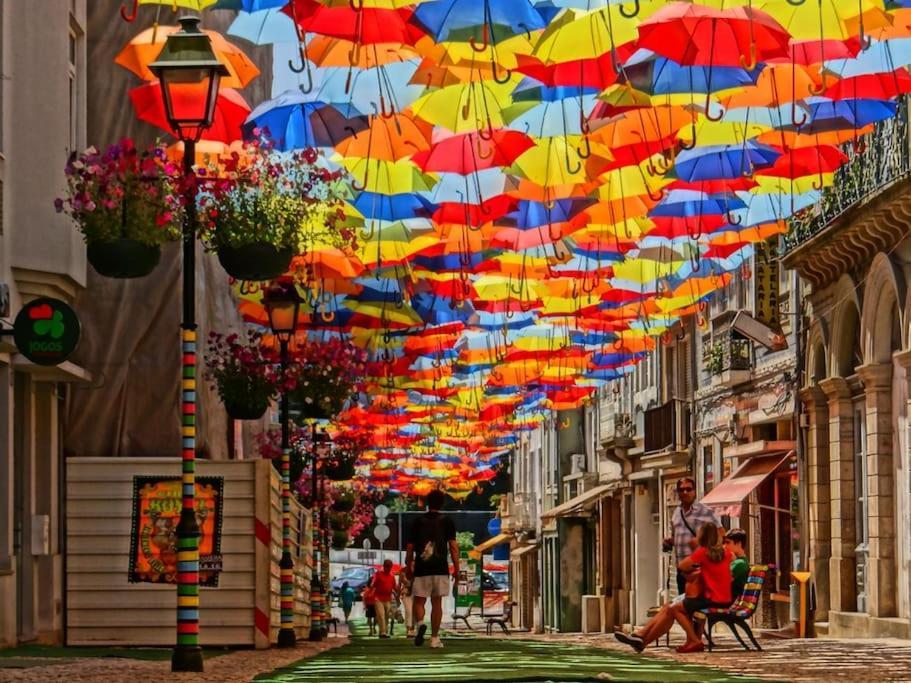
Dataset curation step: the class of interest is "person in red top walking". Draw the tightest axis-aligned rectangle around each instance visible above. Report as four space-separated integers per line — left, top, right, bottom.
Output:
371 559 399 638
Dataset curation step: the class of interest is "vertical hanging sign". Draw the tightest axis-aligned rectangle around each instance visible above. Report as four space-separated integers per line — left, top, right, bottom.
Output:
753 239 781 331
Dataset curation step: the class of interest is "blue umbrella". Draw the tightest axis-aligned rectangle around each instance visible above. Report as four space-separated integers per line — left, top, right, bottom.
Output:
674 142 780 182
624 51 761 95
650 190 746 218
244 91 364 150
411 0 546 44
351 192 437 222
228 8 298 45
801 98 897 134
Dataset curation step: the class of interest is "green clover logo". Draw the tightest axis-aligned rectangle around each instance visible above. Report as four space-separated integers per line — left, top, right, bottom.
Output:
33 310 65 339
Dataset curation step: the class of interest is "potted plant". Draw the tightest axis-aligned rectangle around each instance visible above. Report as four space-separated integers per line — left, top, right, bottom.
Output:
329 511 351 530
286 338 367 419
56 139 181 278
205 330 277 420
331 529 350 550
331 490 356 512
198 138 351 281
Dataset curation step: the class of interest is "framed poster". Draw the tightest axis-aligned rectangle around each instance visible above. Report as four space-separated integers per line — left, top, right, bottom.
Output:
128 476 224 587
455 550 482 608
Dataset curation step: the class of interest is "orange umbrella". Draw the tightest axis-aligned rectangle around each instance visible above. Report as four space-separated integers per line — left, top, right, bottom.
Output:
308 35 419 68
115 25 260 89
335 113 433 161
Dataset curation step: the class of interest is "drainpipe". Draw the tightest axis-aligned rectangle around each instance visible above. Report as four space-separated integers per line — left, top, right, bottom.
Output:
793 270 809 572
689 316 698 475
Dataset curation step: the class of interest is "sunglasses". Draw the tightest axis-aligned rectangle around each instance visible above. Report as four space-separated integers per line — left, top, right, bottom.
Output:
677 487 694 493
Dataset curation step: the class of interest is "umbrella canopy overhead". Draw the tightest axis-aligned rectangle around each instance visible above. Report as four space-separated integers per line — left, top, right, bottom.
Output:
117 0 910 497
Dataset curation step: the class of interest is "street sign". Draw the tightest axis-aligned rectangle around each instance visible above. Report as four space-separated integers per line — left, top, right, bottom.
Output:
13 297 81 366
374 504 389 520
373 523 390 543
356 551 376 560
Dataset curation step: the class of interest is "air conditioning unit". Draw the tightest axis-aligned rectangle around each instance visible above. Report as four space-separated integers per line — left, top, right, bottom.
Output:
570 453 587 474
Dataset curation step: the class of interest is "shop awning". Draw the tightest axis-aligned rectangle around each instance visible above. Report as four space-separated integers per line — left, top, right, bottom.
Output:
541 484 611 521
471 532 513 559
702 451 795 517
511 543 539 560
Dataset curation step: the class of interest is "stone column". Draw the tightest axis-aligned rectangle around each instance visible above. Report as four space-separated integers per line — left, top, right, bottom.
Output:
857 363 897 618
800 384 831 620
819 377 857 612
894 350 911 621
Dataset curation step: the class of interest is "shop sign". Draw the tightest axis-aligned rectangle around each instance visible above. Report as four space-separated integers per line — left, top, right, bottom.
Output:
128 476 224 586
456 550 482 608
13 297 81 365
753 240 781 331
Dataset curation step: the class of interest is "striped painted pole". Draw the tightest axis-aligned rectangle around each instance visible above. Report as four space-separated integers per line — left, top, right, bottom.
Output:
308 421 323 641
278 339 296 647
320 513 331 637
172 137 203 673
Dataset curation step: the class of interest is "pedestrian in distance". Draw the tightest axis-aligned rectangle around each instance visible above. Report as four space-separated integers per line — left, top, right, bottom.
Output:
398 565 415 638
371 559 399 638
340 581 356 624
666 477 721 595
405 488 459 649
363 583 378 636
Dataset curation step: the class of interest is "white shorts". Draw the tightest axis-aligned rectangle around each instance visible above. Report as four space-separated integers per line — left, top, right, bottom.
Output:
412 574 450 598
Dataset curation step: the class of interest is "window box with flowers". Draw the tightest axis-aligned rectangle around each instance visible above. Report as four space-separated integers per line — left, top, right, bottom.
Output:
205 330 277 420
198 139 351 282
56 139 182 278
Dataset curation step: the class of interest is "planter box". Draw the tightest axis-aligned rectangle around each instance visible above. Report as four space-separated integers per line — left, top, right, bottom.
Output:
65 457 312 648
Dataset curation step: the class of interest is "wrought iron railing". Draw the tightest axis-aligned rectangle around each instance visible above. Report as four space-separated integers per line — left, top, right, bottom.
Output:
783 97 910 253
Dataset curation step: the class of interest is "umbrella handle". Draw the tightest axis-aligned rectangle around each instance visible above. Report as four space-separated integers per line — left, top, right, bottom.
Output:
704 92 724 121
618 0 640 18
119 0 138 22
577 135 592 160
379 94 395 120
727 211 742 226
476 137 494 160
349 0 364 9
739 44 757 71
289 46 307 73
785 0 806 4
791 104 807 128
808 74 827 96
564 151 582 175
492 61 512 85
679 123 697 150
469 24 490 53
320 310 336 323
477 118 495 141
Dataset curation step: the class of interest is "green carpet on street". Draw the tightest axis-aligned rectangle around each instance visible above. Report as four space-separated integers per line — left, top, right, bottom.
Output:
258 621 765 683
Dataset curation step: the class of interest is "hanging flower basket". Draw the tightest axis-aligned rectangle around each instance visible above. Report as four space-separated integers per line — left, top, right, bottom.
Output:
329 511 351 530
292 394 333 420
56 140 182 280
216 242 293 281
331 529 350 550
331 492 356 512
325 458 357 482
223 392 271 421
86 238 161 279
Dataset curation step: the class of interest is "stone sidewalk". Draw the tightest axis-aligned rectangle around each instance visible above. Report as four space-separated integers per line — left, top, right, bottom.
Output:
0 635 347 683
519 631 911 682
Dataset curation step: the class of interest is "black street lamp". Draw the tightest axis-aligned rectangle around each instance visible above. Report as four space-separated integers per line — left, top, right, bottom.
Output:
310 428 332 641
263 283 302 648
149 16 228 674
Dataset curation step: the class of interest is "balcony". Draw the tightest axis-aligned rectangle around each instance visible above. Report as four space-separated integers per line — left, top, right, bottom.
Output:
704 334 752 387
783 98 911 286
644 400 690 454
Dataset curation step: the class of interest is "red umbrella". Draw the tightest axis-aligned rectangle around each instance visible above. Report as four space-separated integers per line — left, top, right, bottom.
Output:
283 0 422 45
755 145 849 179
637 4 790 67
129 82 250 143
822 70 911 101
412 130 534 174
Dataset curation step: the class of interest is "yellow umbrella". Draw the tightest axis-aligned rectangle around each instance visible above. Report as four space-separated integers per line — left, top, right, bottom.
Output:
409 79 515 133
511 136 591 186
340 157 437 194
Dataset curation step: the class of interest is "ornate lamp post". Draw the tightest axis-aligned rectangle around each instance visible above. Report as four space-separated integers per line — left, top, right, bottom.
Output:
149 17 228 674
263 284 303 648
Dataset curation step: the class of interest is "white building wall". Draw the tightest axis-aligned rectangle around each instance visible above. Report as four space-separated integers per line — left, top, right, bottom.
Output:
0 0 87 647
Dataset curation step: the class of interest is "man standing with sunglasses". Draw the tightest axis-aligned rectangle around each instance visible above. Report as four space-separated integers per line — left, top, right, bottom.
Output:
665 477 721 595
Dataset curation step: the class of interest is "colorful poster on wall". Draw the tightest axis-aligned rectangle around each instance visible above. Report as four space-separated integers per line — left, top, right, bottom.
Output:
128 476 224 587
455 550 482 608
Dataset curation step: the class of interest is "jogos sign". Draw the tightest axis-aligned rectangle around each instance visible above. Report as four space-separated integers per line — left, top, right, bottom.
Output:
12 297 81 365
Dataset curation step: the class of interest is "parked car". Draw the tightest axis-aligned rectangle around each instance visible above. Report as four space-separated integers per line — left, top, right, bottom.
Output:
330 566 376 600
481 570 508 591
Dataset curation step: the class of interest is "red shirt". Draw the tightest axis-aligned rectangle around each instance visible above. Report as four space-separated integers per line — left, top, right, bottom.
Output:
372 571 396 601
690 546 734 605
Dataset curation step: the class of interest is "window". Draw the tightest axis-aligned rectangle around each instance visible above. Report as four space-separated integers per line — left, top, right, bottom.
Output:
68 15 84 154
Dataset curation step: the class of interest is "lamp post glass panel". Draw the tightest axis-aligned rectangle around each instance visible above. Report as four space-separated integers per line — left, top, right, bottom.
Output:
148 16 228 674
264 286 302 647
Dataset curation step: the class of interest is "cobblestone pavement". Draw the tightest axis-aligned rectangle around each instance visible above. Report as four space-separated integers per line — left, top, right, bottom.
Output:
519 630 911 682
0 634 348 683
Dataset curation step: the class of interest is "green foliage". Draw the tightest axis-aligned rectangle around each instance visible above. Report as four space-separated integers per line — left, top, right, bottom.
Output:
456 531 476 551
